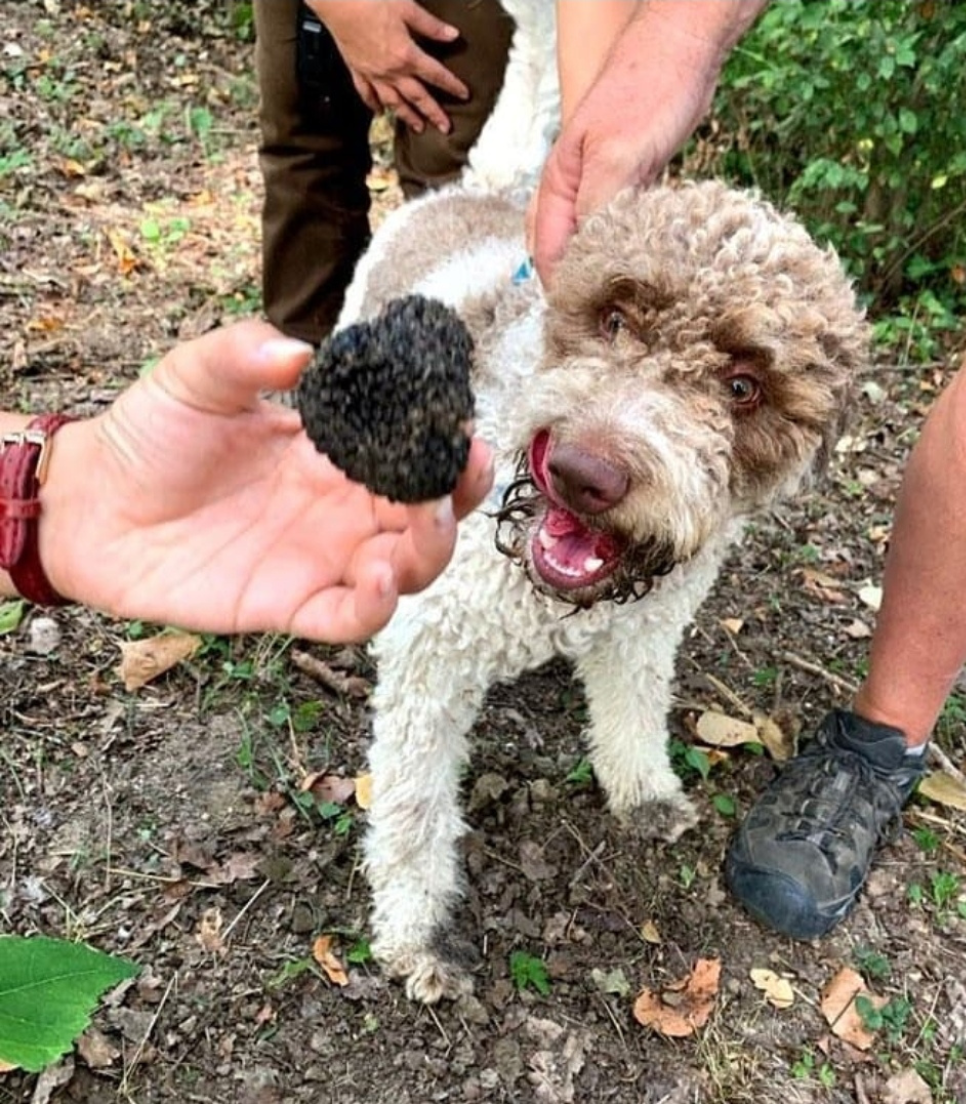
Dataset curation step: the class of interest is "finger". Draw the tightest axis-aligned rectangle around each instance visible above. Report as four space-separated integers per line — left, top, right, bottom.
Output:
380 92 426 134
390 496 460 595
402 3 460 46
351 73 381 114
451 437 495 520
291 562 400 644
532 146 583 289
154 321 314 415
395 77 452 134
409 55 469 101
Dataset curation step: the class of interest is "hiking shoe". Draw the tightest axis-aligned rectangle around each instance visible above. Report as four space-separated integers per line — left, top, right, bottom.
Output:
725 709 925 939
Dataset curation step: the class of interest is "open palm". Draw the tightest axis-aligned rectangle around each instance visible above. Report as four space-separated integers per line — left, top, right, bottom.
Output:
43 322 491 642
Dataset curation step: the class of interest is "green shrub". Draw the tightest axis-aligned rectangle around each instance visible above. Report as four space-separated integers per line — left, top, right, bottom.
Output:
702 0 966 326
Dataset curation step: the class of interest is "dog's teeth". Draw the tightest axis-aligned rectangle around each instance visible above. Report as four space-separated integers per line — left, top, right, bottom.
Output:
584 557 604 573
538 529 558 550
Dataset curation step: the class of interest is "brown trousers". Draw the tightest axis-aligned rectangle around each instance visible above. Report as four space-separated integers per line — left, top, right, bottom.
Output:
254 0 514 344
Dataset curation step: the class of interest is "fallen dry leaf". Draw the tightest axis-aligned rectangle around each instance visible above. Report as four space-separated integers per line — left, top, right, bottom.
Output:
820 966 886 1050
196 906 225 955
918 771 966 812
842 618 873 640
207 852 261 885
354 772 373 810
77 1025 121 1069
695 710 759 748
719 617 744 635
302 772 355 805
799 567 849 604
312 934 349 987
0 1059 16 1073
117 632 201 691
882 1067 933 1104
640 919 662 945
753 712 795 762
633 958 721 1037
857 583 883 611
750 967 795 1009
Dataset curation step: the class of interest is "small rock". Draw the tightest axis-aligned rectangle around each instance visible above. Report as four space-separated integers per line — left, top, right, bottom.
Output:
27 615 61 655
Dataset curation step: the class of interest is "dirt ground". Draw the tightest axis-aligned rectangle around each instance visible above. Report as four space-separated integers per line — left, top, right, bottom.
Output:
2 4 966 1103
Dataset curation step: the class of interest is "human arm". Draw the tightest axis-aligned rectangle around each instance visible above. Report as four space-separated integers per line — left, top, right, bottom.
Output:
533 0 770 285
556 0 639 124
306 0 468 133
0 321 493 643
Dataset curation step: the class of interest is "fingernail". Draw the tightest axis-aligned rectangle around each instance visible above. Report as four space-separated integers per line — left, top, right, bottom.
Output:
478 446 496 490
260 336 315 362
434 496 455 527
373 563 395 600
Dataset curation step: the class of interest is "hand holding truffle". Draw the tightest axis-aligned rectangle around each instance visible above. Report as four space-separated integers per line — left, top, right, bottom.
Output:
15 320 493 642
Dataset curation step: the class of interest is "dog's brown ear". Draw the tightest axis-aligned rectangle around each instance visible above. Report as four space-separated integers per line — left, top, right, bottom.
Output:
810 321 867 479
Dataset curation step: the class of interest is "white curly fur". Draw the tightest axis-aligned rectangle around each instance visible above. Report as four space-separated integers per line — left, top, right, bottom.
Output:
333 7 868 1004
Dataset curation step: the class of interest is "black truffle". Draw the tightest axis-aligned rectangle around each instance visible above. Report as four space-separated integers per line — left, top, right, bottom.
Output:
297 295 475 503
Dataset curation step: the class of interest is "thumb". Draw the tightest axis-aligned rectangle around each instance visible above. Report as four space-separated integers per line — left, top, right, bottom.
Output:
532 145 582 289
154 320 314 415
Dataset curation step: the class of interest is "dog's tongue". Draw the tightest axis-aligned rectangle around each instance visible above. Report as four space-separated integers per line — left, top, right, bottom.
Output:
536 505 622 585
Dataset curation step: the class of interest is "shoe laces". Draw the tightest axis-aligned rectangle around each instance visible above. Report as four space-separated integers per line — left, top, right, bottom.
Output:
779 739 908 854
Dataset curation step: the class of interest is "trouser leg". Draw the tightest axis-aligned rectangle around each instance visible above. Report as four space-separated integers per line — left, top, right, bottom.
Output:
394 0 515 199
254 0 373 344
255 0 515 343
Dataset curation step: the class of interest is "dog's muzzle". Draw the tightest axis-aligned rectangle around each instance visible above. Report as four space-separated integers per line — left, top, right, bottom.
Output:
493 457 677 608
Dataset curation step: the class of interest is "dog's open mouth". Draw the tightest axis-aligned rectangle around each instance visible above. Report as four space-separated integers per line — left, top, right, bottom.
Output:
527 431 626 591
494 435 678 606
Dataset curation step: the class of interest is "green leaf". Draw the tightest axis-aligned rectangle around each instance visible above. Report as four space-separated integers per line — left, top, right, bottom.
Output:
0 600 25 635
712 793 738 818
0 936 138 1072
509 951 551 996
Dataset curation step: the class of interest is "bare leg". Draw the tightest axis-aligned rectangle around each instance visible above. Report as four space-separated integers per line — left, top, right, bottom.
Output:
854 359 966 746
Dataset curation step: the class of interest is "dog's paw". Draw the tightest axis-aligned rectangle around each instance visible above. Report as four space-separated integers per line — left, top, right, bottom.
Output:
374 933 478 1004
620 792 699 843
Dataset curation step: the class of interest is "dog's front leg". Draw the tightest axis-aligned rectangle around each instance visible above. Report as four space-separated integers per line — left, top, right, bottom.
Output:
364 630 487 1004
575 609 698 842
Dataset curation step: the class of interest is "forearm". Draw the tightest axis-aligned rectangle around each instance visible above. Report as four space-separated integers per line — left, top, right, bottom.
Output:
631 0 770 60
604 0 769 121
556 1 639 123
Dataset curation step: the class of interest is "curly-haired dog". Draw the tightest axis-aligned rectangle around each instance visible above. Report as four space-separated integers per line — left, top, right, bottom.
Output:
335 173 867 1004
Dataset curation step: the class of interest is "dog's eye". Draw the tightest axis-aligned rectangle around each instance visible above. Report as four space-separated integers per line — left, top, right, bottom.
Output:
600 308 627 341
728 374 761 406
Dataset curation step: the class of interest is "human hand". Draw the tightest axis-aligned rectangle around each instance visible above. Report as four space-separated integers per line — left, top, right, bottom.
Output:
307 0 468 133
532 0 767 286
40 321 493 642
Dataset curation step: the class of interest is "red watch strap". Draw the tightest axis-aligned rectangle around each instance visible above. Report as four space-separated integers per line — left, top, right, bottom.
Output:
0 414 77 606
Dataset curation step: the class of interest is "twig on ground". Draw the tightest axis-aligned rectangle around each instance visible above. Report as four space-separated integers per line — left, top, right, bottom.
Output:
779 650 857 695
290 648 371 698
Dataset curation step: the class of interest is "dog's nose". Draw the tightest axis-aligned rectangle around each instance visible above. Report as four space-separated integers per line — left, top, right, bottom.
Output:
547 443 629 514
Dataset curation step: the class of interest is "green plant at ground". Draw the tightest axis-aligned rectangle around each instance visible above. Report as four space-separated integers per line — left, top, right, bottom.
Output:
509 950 551 996
0 600 24 635
564 756 594 787
853 946 891 980
856 993 914 1045
790 1047 836 1088
0 937 138 1072
670 737 711 782
705 0 966 347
